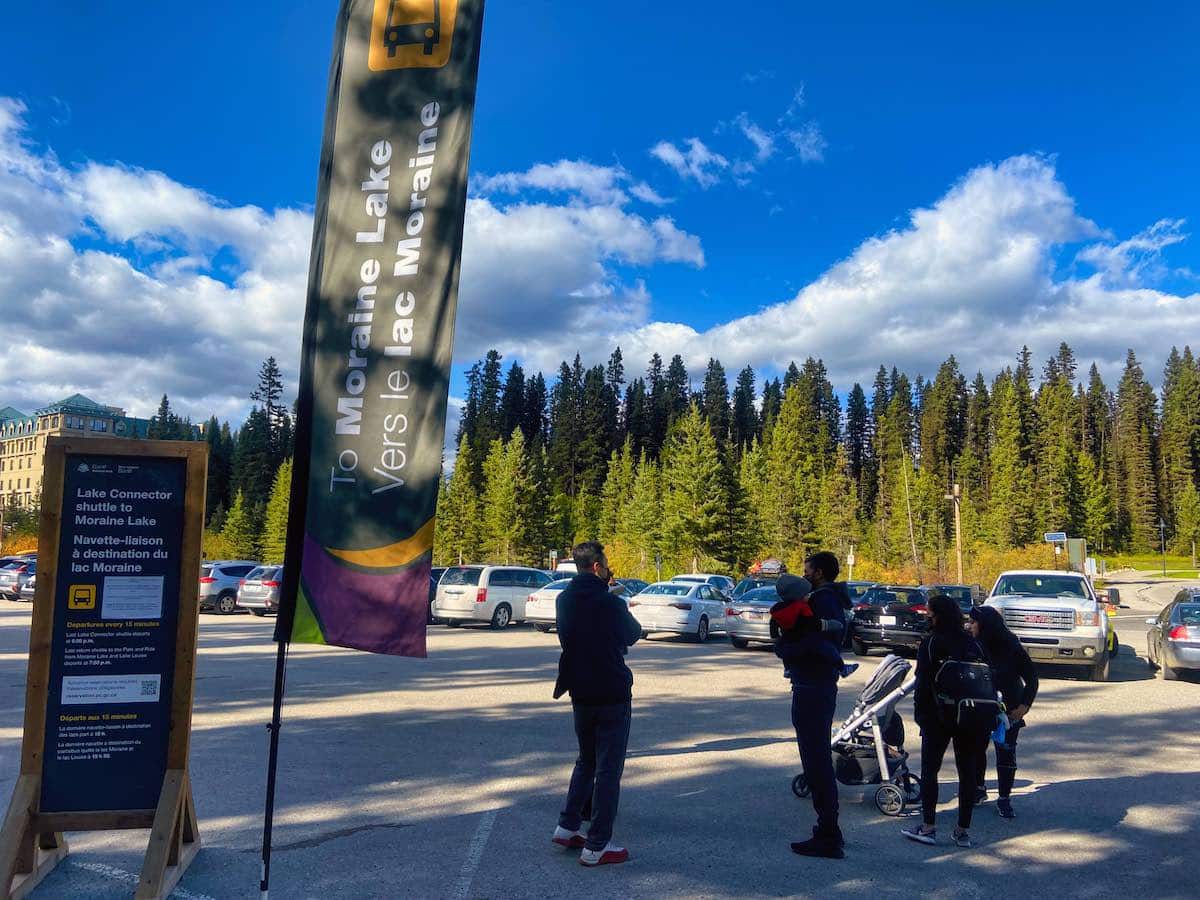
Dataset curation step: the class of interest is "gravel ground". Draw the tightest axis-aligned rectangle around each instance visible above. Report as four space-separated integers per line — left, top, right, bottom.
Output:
0 572 1196 899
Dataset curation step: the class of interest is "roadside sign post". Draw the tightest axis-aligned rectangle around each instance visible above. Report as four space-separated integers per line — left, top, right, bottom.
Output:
0 438 207 900
846 545 856 581
1044 532 1067 571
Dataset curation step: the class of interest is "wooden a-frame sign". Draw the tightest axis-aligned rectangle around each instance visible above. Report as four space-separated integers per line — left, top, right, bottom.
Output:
0 438 207 899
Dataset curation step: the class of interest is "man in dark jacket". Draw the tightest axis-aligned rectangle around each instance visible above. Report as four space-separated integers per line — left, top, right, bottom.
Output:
552 541 642 866
775 551 848 859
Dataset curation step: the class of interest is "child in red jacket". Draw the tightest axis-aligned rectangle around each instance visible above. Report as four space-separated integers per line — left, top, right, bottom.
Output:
771 575 858 679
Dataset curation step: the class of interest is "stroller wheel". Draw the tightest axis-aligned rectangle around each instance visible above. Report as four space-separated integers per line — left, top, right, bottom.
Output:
791 774 811 798
875 784 906 817
901 773 922 803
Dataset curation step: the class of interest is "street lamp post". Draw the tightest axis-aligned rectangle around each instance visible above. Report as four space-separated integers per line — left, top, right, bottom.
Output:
944 483 964 584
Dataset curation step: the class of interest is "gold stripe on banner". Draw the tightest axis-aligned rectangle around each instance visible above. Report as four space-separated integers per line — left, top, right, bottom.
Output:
326 518 436 569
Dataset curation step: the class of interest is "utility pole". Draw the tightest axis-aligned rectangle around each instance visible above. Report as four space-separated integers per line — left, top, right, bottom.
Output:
944 483 964 584
1159 518 1168 577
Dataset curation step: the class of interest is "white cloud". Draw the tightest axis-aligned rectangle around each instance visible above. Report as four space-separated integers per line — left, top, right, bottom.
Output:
1076 218 1189 287
605 155 1197 390
0 101 705 423
784 122 828 164
734 113 775 163
649 138 729 188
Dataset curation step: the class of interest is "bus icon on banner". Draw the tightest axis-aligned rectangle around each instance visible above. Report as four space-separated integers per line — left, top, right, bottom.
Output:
369 0 457 70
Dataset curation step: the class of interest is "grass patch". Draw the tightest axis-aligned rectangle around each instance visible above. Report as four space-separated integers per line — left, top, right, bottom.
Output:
1160 570 1200 580
1106 553 1194 571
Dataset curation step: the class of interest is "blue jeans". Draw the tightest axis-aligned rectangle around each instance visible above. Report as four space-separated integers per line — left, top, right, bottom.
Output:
559 701 632 851
791 681 840 840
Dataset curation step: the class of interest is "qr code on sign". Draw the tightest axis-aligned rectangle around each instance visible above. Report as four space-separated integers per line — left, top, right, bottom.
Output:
140 680 158 697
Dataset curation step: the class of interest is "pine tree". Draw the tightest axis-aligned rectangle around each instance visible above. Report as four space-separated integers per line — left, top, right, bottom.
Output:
260 459 292 563
481 430 531 563
1160 347 1200 527
148 395 179 440
660 406 726 572
250 357 287 451
1034 348 1083 536
599 440 636 543
522 372 549 446
434 440 482 565
220 491 260 560
845 384 871 505
731 365 759 452
986 372 1036 549
618 454 664 579
1078 449 1115 553
701 358 731 446
815 445 861 561
499 362 526 440
548 359 583 495
760 378 783 434
1174 482 1200 560
1114 350 1160 551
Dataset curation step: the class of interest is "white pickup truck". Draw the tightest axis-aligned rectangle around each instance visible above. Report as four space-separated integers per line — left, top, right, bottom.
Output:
985 570 1114 681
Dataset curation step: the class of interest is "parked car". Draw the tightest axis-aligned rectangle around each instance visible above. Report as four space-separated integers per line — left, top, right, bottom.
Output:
428 566 447 623
670 573 736 596
849 585 930 656
236 565 283 616
19 572 36 602
985 570 1113 681
628 580 729 642
553 561 578 577
199 560 260 614
432 565 554 629
616 577 649 595
525 578 574 632
845 581 879 606
1145 589 1200 681
929 584 981 611
726 585 780 649
0 559 35 601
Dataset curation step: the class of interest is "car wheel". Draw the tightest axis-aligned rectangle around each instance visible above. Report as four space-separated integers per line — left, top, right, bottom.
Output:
445 619 460 628
534 623 551 633
791 774 810 798
1146 639 1158 669
1162 664 1179 681
1110 633 1119 657
490 604 512 629
694 616 709 643
852 637 869 656
731 638 750 649
217 592 237 615
250 610 266 617
875 784 906 817
1090 653 1110 682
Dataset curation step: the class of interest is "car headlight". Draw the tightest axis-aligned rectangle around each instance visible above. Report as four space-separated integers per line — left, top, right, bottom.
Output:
1075 609 1099 626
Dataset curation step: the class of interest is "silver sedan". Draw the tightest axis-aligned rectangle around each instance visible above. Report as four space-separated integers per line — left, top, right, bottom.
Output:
628 581 729 642
524 578 573 631
726 585 779 649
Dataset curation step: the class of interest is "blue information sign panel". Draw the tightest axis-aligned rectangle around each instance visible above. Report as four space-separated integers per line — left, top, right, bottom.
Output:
40 453 187 813
1044 532 1068 543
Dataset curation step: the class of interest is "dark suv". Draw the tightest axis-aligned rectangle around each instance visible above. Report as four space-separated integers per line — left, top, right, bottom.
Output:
850 585 930 656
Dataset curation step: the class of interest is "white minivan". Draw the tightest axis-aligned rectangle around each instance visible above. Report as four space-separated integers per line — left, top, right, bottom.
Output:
433 565 554 629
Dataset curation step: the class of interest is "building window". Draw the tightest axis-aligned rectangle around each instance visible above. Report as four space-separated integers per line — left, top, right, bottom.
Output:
90 419 109 433
66 416 84 430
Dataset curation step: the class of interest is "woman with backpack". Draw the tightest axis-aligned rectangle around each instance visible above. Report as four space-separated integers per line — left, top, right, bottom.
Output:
901 593 996 849
968 605 1038 819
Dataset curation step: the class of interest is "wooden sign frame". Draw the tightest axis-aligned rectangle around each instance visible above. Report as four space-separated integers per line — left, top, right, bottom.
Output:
0 438 208 899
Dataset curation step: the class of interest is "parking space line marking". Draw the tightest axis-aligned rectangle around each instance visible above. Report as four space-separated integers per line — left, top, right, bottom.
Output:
69 860 216 900
451 808 499 900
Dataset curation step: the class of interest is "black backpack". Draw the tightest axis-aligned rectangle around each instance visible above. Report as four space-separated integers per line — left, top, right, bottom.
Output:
930 637 1000 730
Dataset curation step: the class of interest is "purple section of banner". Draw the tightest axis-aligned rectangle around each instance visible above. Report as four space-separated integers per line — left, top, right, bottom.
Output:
301 534 429 657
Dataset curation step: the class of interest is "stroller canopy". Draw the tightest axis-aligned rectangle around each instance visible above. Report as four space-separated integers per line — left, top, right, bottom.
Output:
858 654 911 707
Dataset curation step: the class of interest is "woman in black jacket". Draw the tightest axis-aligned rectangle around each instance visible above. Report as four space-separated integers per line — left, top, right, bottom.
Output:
968 605 1039 819
901 593 992 849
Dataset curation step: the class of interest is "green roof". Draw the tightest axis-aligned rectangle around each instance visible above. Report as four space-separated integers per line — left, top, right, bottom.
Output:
37 394 115 416
0 407 27 423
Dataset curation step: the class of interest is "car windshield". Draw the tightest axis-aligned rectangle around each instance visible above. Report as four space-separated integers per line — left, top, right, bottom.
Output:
738 587 779 604
200 566 213 578
642 584 692 596
847 583 873 599
441 567 482 586
246 567 270 580
1177 604 1200 626
935 586 973 609
993 575 1087 598
734 577 774 596
863 587 922 605
547 579 572 590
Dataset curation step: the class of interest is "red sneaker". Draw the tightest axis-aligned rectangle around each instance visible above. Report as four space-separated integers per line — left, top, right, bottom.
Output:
552 826 585 849
579 843 629 866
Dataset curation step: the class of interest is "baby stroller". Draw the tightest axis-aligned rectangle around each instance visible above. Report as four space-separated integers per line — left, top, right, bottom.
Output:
791 654 922 816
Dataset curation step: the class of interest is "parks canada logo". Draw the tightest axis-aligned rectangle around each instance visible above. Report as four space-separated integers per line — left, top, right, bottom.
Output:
368 0 457 71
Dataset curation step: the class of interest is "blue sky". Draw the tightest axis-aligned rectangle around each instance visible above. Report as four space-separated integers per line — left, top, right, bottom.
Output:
1 1 1198 425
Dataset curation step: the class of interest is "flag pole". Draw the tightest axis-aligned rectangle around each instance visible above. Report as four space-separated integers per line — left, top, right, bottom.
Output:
259 639 289 900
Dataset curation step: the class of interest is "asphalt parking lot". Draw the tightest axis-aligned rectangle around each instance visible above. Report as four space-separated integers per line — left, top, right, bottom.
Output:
0 573 1197 899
